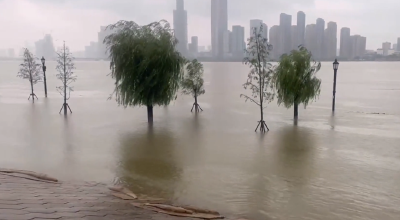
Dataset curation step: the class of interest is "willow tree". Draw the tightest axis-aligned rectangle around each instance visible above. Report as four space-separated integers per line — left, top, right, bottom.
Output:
17 48 42 102
104 20 185 123
274 46 321 120
241 24 274 132
181 59 205 113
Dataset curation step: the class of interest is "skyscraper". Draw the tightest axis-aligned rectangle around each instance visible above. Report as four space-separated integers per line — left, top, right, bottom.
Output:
291 25 297 50
98 26 114 59
297 11 306 47
397 38 400 51
173 0 188 56
350 35 366 59
231 25 245 57
262 23 268 40
315 18 325 60
250 19 263 36
324 22 337 60
35 34 56 59
279 13 292 56
382 42 391 56
269 25 280 60
188 36 199 56
250 19 268 41
305 24 317 56
339 27 351 59
211 0 228 58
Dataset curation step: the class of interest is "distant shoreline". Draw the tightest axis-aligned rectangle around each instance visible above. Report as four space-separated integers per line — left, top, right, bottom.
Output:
2 58 400 62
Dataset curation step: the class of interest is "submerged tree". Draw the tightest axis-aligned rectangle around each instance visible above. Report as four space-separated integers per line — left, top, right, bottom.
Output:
181 59 205 113
274 46 321 120
17 48 42 102
56 42 77 115
104 20 186 123
240 24 274 132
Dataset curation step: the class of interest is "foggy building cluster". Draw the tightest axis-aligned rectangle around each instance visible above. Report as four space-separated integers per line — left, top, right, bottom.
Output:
339 28 367 60
4 0 400 61
84 26 114 59
374 38 400 56
173 0 367 61
35 34 56 59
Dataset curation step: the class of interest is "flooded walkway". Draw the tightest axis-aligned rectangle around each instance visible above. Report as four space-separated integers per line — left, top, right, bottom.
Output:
0 174 189 220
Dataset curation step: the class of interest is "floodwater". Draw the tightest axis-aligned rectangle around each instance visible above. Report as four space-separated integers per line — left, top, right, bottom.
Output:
1 61 400 219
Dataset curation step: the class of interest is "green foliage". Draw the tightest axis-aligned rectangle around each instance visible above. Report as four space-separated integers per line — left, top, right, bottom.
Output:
241 24 274 110
181 59 205 98
274 46 321 109
104 20 186 107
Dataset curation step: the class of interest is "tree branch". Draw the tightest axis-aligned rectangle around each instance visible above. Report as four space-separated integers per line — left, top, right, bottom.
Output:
240 94 260 106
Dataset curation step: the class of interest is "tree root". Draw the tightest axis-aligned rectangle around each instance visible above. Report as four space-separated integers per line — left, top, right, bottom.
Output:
27 93 38 100
191 103 203 113
255 120 269 132
59 103 73 114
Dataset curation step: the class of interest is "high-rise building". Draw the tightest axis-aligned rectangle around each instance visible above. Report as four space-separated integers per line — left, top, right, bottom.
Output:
98 26 115 59
305 24 317 56
393 44 397 50
397 38 400 51
350 35 366 59
231 25 245 57
339 27 351 59
223 30 231 55
269 25 280 60
173 0 188 56
188 36 199 56
250 19 263 37
250 20 268 41
291 25 297 50
262 23 268 40
211 0 228 58
85 42 98 58
382 42 391 56
297 11 306 47
279 13 292 56
315 18 325 60
35 34 56 59
360 37 367 56
324 21 337 60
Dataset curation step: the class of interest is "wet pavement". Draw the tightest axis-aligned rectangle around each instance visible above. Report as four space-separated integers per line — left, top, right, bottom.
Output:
0 174 188 220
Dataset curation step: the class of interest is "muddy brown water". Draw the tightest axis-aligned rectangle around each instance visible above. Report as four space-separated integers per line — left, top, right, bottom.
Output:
1 61 400 219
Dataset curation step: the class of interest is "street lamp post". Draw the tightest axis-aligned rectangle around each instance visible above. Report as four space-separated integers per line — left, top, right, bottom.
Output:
332 59 339 112
41 57 47 98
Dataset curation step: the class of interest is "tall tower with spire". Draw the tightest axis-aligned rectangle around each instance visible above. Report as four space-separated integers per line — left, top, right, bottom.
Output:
173 0 188 56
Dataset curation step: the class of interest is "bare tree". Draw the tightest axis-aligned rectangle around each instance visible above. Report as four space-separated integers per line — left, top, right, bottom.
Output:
240 24 274 132
17 48 43 102
56 42 77 115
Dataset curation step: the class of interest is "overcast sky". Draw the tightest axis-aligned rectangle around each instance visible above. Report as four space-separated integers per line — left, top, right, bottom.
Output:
0 0 398 51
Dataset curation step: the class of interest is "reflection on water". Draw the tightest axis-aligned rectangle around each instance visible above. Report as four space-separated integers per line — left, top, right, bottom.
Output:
1 61 400 219
116 126 182 199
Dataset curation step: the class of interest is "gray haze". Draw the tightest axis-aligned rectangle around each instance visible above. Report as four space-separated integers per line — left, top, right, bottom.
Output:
1 0 399 51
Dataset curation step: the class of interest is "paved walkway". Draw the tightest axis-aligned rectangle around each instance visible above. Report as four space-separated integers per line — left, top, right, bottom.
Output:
0 174 190 220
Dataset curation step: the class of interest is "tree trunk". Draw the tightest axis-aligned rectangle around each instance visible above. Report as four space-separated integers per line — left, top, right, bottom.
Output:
194 95 198 112
30 80 34 103
147 105 153 123
294 102 299 120
63 42 67 115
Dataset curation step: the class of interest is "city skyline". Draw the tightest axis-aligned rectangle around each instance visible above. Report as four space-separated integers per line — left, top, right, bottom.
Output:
0 0 398 52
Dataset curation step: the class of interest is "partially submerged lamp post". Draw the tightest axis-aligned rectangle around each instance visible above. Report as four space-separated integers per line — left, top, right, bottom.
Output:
332 59 339 112
41 56 48 97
